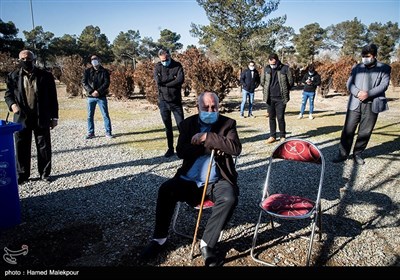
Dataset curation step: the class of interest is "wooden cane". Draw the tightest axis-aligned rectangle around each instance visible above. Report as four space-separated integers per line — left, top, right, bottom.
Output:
189 149 216 259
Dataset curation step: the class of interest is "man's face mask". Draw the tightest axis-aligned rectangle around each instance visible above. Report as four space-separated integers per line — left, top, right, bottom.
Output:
199 111 219 124
20 60 34 72
91 59 99 67
270 64 277 69
161 59 171 67
362 57 375 66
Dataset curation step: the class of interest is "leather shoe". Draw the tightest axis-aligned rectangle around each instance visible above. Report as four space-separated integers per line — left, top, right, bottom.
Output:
139 240 166 261
353 154 365 165
164 149 174 158
332 155 348 163
200 246 218 267
265 137 276 144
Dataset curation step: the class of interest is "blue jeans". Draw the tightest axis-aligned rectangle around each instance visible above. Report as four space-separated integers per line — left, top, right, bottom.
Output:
300 91 316 114
87 97 112 135
240 89 254 116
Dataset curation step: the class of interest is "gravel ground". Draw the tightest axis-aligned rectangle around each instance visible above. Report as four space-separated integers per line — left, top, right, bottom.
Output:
0 86 399 276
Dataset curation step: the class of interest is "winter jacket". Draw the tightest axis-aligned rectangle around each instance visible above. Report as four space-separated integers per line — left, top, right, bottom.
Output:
301 71 321 92
82 65 110 98
154 59 184 102
240 68 260 92
261 62 294 105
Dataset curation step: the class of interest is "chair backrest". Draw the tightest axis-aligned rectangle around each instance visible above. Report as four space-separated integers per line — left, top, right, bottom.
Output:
263 139 325 207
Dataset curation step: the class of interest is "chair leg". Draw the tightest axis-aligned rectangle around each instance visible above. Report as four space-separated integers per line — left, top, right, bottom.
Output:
250 211 275 266
318 209 322 241
172 202 195 239
306 219 317 266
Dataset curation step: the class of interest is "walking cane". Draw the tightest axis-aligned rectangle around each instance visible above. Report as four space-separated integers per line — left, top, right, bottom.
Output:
189 149 216 259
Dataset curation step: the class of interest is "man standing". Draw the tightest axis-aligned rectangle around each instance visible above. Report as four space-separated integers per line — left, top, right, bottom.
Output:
333 44 391 165
82 54 113 139
298 64 321 120
261 53 294 144
5 50 59 184
154 49 185 158
239 60 260 118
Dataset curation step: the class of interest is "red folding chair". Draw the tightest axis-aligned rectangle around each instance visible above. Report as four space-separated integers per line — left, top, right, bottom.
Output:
250 138 325 266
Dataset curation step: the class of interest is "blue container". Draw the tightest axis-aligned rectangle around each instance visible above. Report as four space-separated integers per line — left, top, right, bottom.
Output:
0 120 22 229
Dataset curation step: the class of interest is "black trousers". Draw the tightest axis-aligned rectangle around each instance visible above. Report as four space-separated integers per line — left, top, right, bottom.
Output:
153 177 238 248
339 102 378 157
158 99 184 150
267 97 287 138
15 124 52 181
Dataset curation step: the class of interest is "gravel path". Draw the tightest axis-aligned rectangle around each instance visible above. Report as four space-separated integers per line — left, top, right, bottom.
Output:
0 87 399 272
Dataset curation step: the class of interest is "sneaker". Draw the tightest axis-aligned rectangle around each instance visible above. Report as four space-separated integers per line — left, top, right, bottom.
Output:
280 137 286 142
41 175 52 183
85 133 95 139
248 114 255 118
105 133 113 139
353 154 365 165
309 114 314 120
265 137 276 144
297 114 303 119
164 148 174 158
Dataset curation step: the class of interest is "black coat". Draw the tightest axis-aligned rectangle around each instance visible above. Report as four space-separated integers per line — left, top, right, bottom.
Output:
82 65 110 98
240 68 260 92
5 67 58 128
153 59 184 102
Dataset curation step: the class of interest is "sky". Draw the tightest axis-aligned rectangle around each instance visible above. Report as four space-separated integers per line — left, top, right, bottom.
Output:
0 0 399 49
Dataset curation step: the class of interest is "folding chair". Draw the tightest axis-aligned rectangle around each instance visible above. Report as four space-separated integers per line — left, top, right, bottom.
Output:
172 154 239 241
250 138 325 266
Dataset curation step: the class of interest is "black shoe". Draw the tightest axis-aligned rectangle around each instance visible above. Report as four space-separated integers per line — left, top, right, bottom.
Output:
164 149 174 158
200 246 218 267
17 178 29 185
332 155 348 163
139 240 166 261
353 154 365 165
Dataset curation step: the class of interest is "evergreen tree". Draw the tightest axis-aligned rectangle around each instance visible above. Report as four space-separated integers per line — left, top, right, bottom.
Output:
190 0 285 67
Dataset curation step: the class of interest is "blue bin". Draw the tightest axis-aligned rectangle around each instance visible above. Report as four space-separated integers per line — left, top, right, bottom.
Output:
0 120 22 229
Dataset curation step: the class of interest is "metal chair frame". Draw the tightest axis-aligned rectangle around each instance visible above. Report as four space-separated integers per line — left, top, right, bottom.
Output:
250 138 325 266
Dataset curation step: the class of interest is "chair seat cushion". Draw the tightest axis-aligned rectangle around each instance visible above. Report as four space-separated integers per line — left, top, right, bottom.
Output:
261 194 314 216
194 199 214 209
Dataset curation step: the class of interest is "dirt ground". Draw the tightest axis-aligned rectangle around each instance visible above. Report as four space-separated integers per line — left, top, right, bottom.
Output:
0 84 399 277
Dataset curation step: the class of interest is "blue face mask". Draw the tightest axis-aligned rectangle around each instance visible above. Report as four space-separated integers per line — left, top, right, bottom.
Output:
199 111 219 124
161 59 171 67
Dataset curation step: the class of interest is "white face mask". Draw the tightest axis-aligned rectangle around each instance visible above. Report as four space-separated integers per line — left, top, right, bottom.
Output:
270 64 277 69
91 59 99 67
362 57 374 66
249 66 255 71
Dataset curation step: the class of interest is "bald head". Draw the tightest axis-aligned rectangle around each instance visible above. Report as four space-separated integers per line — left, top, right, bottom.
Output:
19 50 35 61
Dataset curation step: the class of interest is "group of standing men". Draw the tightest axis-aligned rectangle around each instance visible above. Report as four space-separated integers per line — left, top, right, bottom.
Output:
4 43 391 267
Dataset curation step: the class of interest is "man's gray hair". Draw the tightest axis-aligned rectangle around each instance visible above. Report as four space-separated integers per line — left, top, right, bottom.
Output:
198 91 219 105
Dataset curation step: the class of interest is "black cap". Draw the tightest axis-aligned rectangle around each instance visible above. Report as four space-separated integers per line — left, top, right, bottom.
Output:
268 53 279 60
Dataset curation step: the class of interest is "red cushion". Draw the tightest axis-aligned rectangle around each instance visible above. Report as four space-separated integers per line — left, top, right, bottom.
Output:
194 199 214 209
261 194 314 216
273 140 321 163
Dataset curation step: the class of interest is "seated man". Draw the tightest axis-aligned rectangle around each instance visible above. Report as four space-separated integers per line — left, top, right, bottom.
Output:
140 91 242 266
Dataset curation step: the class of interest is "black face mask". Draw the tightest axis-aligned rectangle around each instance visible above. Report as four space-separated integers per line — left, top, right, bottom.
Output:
20 61 34 72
